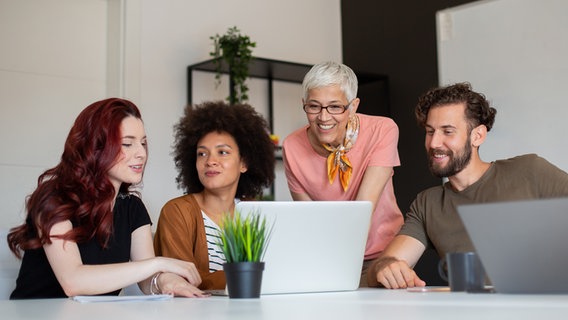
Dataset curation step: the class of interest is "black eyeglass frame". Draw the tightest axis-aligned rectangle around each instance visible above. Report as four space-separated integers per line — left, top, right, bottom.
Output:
302 101 352 115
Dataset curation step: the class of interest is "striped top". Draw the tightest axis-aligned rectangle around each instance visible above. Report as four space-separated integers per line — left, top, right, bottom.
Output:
202 211 226 272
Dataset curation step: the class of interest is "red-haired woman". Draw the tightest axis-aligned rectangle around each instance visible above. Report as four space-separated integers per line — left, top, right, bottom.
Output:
7 98 207 299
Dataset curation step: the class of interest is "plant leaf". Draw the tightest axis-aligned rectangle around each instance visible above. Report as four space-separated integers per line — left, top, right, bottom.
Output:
216 207 273 263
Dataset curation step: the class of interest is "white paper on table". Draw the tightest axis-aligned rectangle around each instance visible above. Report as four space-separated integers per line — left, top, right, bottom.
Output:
71 294 173 303
406 286 451 292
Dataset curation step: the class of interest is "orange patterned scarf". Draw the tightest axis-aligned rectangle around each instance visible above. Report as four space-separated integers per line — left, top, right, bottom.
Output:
322 114 359 192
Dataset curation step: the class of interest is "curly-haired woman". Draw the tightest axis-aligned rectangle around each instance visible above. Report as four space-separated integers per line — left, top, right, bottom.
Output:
153 101 275 290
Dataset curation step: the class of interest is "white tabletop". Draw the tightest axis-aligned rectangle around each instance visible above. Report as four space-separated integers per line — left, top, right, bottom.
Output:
2 288 568 320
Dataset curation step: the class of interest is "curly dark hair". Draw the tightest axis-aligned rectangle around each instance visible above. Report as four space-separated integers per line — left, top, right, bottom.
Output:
173 101 275 199
415 82 497 132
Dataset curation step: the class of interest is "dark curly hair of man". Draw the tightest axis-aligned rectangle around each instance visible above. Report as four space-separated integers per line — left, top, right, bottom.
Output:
415 82 497 132
172 101 275 199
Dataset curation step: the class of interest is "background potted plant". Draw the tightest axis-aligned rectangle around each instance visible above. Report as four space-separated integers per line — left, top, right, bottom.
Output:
217 210 272 298
209 26 256 105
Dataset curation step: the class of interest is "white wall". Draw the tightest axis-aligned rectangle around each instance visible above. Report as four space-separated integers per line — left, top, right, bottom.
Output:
0 0 109 229
437 0 568 171
0 0 342 229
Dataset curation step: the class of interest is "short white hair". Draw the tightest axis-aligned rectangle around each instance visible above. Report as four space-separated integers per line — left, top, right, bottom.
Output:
302 61 358 102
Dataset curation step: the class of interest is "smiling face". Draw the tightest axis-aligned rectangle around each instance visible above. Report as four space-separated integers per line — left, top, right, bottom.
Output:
196 131 248 194
108 116 147 192
304 84 359 149
424 103 473 178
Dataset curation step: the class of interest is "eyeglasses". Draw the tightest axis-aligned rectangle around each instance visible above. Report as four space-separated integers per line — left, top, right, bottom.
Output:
302 102 350 115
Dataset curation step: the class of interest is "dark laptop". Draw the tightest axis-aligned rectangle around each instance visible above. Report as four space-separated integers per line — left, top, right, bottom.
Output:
458 198 568 294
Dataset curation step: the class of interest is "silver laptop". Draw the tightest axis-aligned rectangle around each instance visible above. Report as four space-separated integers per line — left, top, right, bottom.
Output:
457 198 568 294
212 200 372 295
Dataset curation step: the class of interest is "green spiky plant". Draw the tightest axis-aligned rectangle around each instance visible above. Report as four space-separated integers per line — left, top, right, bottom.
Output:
217 210 272 263
209 26 256 104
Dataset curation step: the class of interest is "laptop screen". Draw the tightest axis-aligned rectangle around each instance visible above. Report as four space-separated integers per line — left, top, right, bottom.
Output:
458 197 568 294
235 201 372 295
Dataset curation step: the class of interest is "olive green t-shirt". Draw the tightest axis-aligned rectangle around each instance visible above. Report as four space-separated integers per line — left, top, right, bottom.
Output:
400 154 568 258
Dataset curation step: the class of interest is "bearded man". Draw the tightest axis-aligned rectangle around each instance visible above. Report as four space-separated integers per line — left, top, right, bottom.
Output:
367 82 568 289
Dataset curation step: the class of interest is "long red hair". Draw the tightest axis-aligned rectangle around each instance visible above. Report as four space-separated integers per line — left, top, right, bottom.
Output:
7 98 143 258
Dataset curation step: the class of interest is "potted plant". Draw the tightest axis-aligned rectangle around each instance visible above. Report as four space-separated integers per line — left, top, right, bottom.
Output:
209 26 256 105
217 209 272 298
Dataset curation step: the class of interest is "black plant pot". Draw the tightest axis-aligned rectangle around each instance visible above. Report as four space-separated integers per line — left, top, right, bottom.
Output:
223 262 265 298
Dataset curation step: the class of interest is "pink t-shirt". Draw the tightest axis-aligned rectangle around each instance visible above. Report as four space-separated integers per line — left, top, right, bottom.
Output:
282 114 403 260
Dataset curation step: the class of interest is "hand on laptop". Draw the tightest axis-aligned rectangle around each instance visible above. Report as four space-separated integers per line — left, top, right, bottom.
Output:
372 257 426 289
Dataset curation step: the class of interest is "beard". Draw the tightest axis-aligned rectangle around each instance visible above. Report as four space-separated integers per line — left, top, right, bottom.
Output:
427 138 472 178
